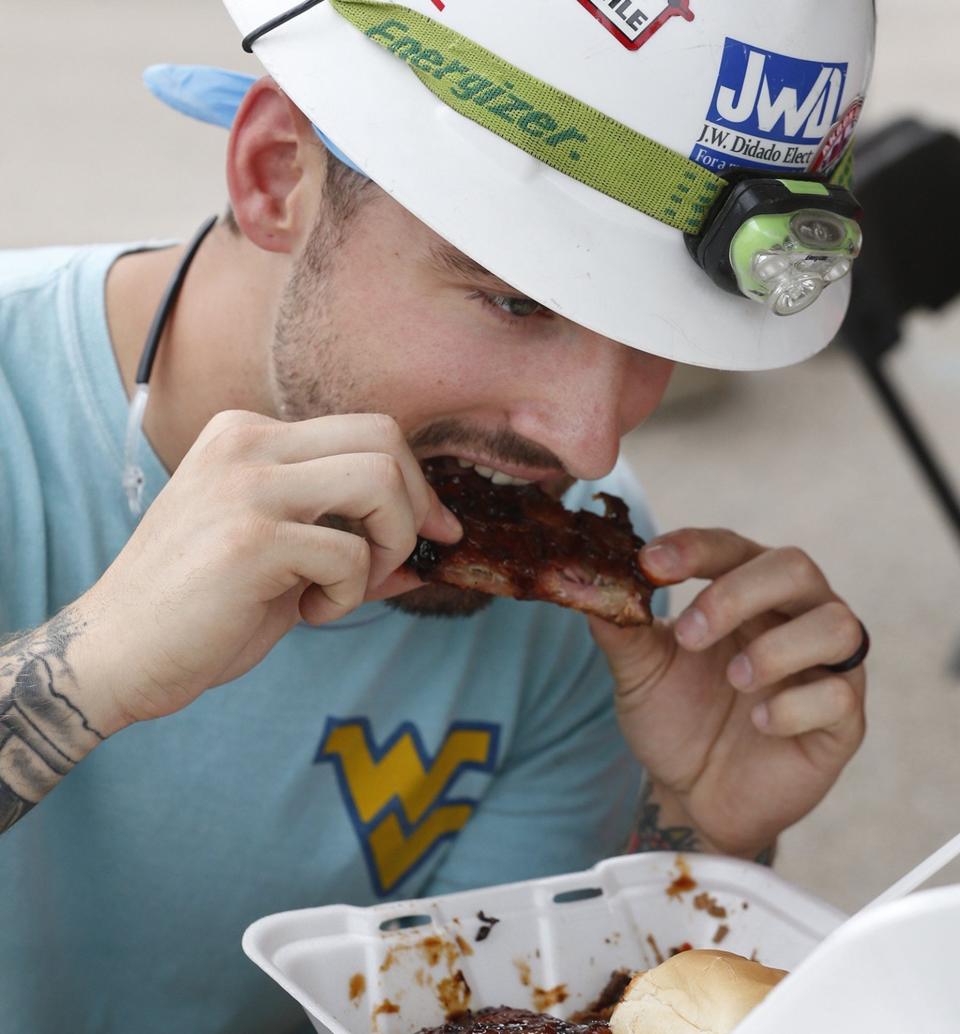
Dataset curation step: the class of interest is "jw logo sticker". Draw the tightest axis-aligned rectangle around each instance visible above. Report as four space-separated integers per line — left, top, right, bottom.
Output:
315 717 499 896
691 38 848 176
576 0 694 51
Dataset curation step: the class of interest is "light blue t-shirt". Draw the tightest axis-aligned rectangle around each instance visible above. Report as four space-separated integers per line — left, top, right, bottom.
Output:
0 243 663 1034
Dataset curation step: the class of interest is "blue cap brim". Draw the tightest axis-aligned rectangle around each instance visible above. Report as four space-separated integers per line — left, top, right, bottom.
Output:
143 64 367 176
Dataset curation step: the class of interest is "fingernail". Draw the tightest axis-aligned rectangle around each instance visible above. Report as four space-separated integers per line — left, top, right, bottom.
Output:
642 542 680 576
728 653 753 690
442 506 462 537
675 607 708 648
752 702 770 731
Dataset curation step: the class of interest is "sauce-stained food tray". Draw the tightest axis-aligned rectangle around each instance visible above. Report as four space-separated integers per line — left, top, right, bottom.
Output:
243 852 844 1034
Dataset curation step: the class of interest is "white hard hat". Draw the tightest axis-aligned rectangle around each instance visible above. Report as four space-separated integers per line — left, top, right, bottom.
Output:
223 0 875 371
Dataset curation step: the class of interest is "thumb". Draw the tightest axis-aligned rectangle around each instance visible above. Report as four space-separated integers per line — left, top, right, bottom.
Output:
587 613 675 692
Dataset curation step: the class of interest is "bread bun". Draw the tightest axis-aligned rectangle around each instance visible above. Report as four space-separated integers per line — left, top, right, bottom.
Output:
609 950 786 1034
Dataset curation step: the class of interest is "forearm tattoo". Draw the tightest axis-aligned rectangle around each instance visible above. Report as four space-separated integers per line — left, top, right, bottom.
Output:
628 782 775 866
753 844 776 867
0 609 104 833
628 780 702 853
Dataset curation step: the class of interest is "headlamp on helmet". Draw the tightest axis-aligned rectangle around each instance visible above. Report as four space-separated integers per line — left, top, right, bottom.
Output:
686 177 863 317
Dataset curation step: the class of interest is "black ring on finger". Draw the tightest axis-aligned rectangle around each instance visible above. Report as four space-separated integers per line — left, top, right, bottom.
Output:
824 621 870 674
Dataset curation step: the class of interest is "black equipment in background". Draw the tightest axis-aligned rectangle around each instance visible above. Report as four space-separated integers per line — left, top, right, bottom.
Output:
841 118 960 549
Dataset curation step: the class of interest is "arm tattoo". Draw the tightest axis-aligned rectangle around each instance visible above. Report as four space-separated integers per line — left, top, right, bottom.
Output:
628 782 776 866
754 844 776 867
0 608 104 833
628 781 702 854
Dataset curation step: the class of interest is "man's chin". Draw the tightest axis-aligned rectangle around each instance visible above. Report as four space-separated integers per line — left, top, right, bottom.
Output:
383 584 494 618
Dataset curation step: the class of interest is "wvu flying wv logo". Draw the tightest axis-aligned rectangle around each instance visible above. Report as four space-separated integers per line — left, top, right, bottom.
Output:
315 717 499 896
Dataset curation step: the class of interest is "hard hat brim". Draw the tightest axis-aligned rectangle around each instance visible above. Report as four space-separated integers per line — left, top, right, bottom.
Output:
224 0 859 371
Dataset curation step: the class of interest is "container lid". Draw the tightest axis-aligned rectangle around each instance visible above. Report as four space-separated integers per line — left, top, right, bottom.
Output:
734 883 960 1034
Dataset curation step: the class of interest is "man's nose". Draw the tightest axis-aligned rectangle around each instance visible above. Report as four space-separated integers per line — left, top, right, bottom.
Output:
509 333 672 481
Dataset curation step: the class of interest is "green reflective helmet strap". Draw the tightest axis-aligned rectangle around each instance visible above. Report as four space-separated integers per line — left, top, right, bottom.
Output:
322 0 859 304
329 0 734 231
329 0 723 231
828 146 855 191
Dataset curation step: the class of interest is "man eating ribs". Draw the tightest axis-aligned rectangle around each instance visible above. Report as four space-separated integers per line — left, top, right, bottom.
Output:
0 2 873 1031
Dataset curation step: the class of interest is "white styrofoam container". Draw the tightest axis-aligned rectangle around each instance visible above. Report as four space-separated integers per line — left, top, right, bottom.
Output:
734 882 960 1034
243 852 844 1034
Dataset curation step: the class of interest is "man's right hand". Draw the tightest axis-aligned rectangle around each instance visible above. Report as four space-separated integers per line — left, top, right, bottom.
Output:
77 410 461 731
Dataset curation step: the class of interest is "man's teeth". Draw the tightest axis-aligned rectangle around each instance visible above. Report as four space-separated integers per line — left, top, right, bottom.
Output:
490 470 530 486
455 458 534 486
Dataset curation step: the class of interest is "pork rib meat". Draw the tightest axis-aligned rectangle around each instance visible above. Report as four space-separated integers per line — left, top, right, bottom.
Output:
407 460 655 626
417 1007 609 1034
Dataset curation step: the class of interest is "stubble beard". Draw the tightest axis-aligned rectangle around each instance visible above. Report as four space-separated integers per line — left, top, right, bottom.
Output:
270 209 493 620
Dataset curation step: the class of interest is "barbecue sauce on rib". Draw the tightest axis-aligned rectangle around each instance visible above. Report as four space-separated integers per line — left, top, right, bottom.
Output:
408 459 654 624
417 1007 610 1034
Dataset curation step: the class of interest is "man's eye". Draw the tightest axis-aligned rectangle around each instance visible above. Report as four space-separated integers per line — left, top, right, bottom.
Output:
482 293 545 318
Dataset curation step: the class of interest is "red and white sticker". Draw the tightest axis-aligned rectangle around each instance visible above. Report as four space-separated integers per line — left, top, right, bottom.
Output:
808 97 864 176
576 0 695 51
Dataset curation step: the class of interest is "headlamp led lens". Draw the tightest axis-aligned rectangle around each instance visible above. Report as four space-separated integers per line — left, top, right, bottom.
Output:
769 275 826 316
791 213 848 248
732 207 863 317
825 257 853 282
753 252 792 283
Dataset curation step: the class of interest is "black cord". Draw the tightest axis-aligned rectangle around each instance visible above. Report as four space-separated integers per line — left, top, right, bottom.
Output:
242 0 326 53
135 215 219 386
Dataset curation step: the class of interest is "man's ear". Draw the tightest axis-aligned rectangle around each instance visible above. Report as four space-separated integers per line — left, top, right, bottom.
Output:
226 77 322 253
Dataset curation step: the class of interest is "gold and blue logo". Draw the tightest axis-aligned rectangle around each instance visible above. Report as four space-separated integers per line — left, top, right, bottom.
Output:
315 717 499 896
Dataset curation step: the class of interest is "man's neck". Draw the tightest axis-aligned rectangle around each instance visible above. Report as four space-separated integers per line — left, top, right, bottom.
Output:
106 224 284 473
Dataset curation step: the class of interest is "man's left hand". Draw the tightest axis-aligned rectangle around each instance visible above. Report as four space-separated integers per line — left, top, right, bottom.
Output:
589 528 867 859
